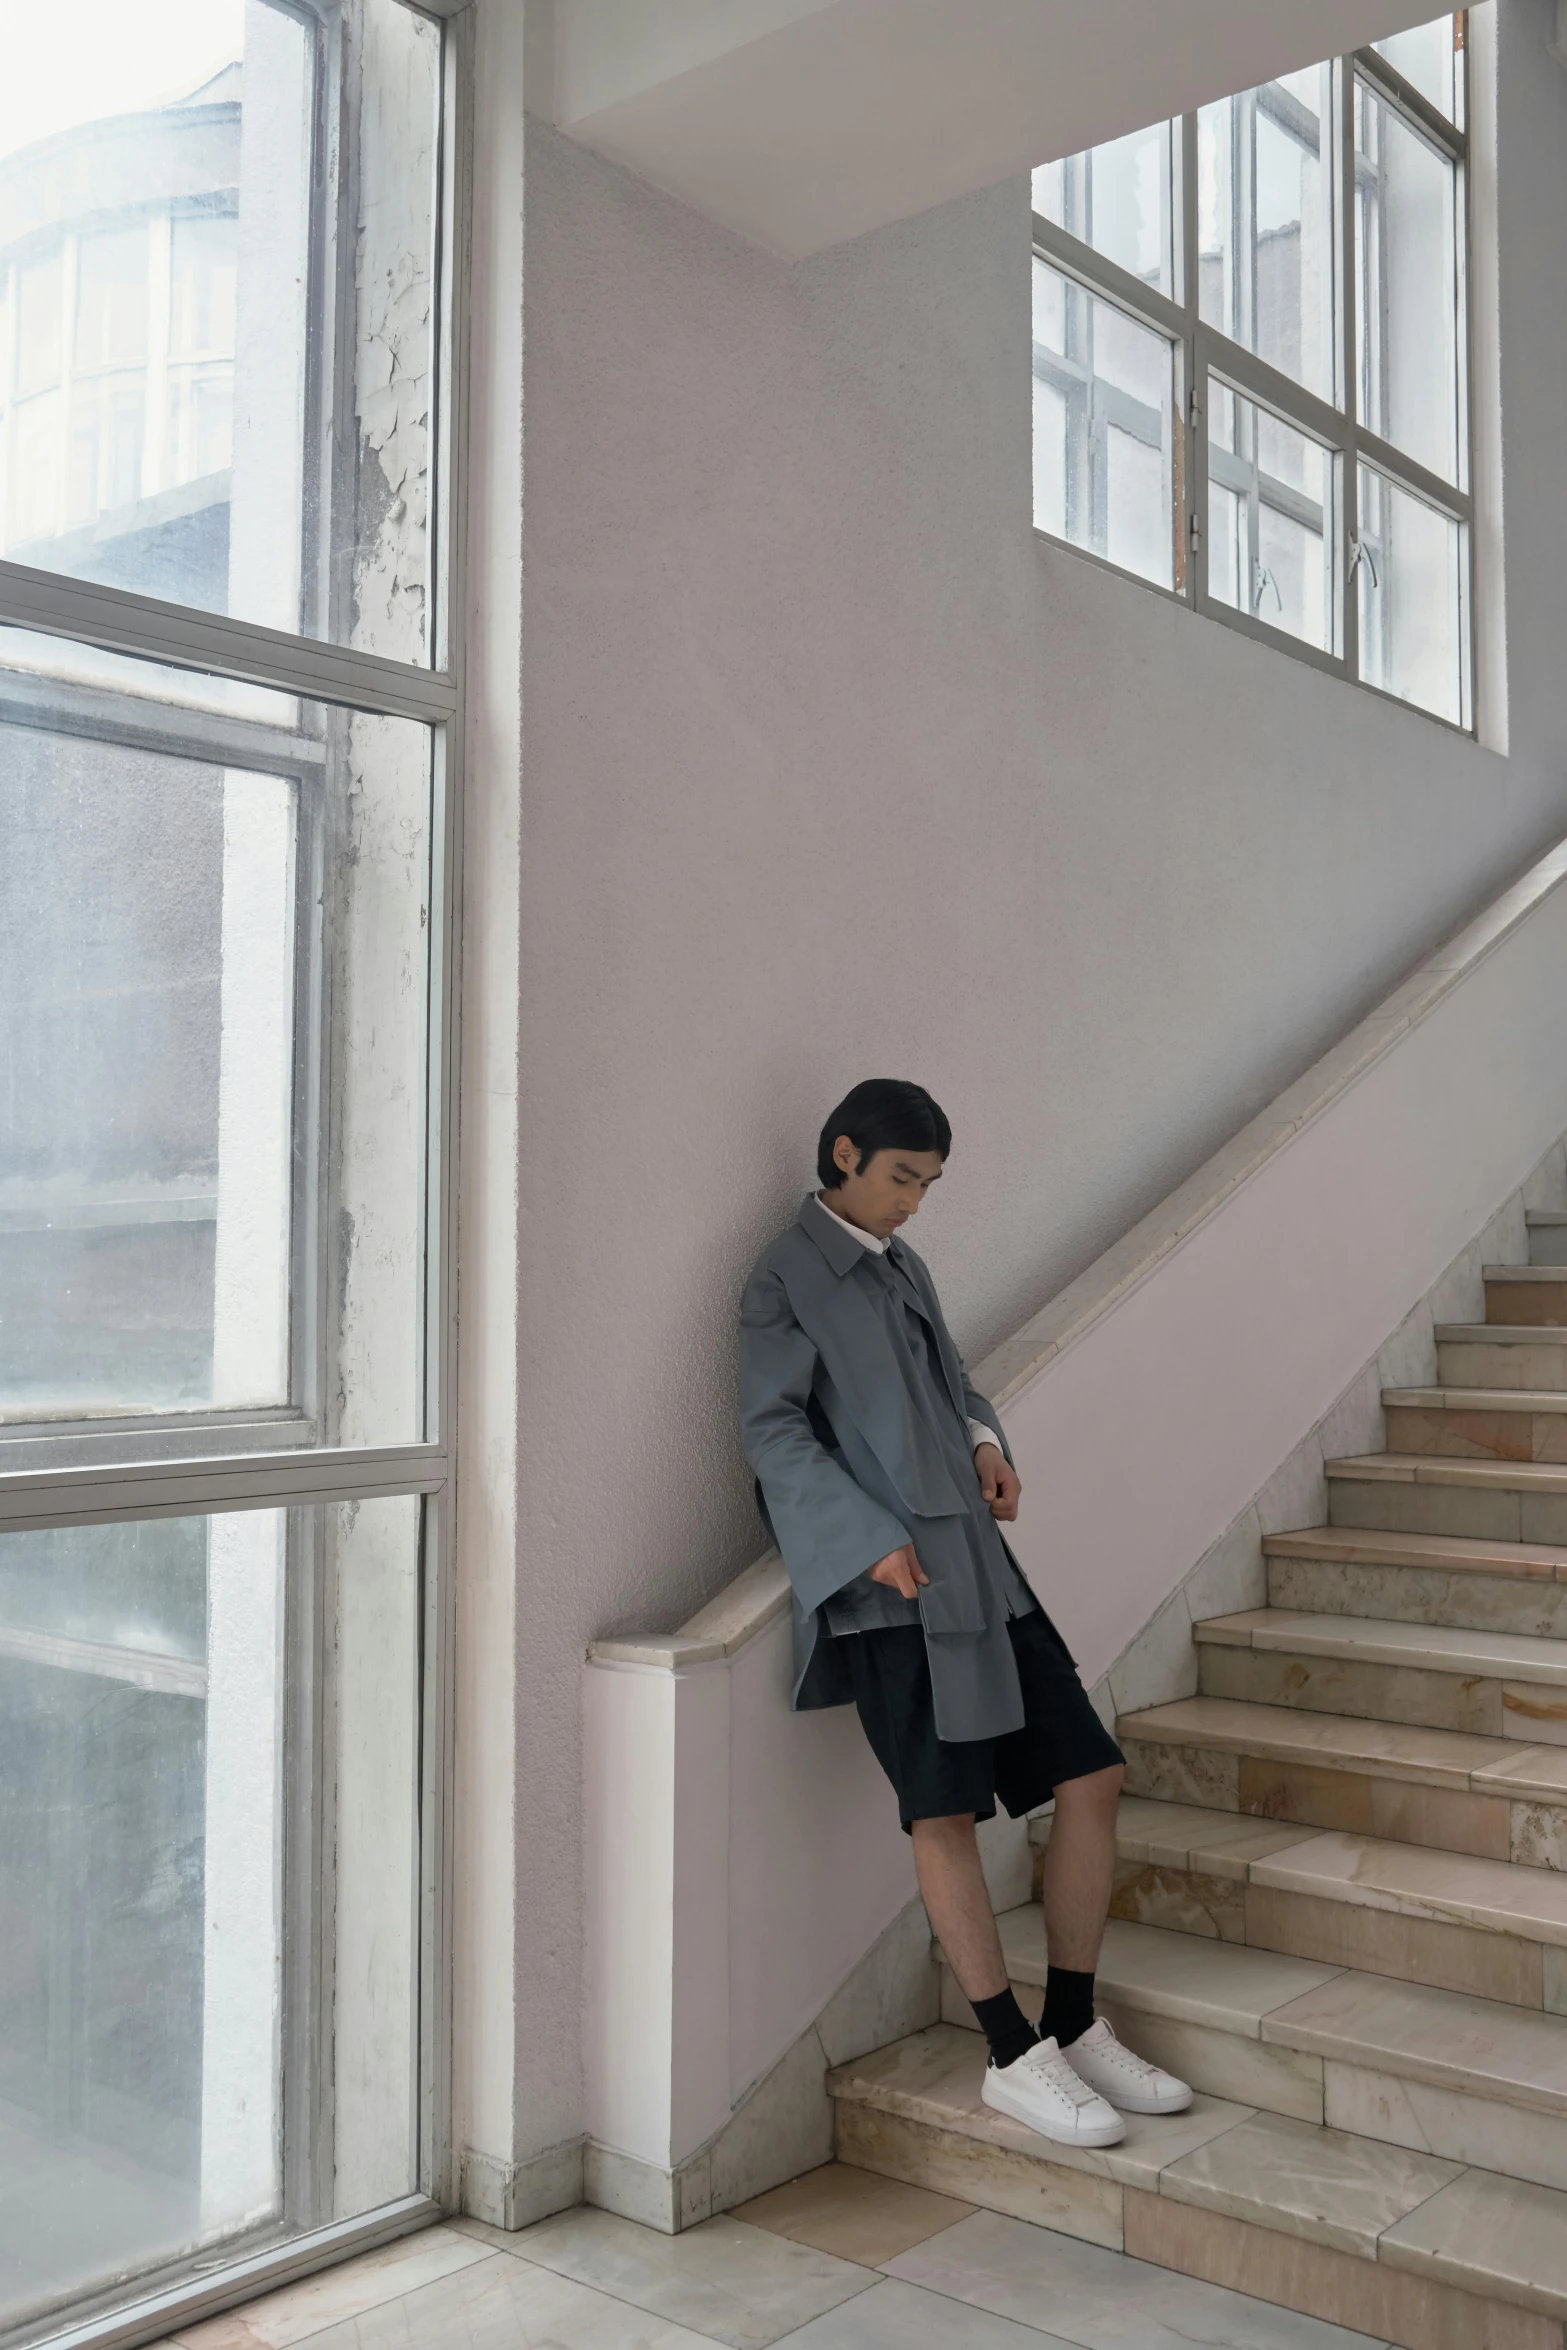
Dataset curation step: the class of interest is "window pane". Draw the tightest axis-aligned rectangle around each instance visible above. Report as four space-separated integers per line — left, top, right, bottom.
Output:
1033 119 1174 297
1199 69 1334 400
0 666 434 1446
1208 385 1334 652
1356 79 1463 483
1032 258 1174 590
0 1497 421 2333
1374 14 1465 125
1357 465 1466 722
0 0 440 661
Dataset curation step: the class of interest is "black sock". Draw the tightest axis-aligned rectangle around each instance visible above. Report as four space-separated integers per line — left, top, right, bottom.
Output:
1040 1964 1096 2049
971 1986 1039 2071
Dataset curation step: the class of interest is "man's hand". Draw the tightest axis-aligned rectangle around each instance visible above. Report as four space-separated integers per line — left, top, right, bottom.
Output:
868 1544 929 1600
975 1442 1022 1523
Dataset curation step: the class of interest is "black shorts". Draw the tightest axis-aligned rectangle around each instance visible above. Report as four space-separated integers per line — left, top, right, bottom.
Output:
841 1609 1124 1832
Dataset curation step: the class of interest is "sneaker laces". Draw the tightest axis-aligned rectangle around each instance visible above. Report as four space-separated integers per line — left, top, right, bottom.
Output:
1017 2039 1106 2109
1076 2021 1163 2080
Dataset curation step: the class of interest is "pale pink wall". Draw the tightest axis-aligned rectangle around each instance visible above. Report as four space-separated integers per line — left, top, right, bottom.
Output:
508 0 1567 2165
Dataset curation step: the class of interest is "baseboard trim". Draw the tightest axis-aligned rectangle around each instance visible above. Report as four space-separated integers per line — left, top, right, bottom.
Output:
458 2136 584 2231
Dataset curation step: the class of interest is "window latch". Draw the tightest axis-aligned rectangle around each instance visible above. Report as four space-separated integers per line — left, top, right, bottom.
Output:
1253 562 1282 614
1349 537 1380 590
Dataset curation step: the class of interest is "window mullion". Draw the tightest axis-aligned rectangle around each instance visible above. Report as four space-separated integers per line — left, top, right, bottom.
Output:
1338 54 1361 678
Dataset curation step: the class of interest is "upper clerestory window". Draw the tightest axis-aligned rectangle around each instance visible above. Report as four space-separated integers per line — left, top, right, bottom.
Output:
1031 12 1474 731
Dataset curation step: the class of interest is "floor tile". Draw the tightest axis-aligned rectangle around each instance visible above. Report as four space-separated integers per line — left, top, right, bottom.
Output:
1156 2110 1457 2257
172 2229 495 2350
257 2252 729 2349
885 2209 1390 2350
503 2207 873 2348
732 2162 973 2265
768 2273 1077 2346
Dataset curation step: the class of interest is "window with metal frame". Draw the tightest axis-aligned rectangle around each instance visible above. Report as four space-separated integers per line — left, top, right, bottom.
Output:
0 2 466 2342
1031 11 1473 730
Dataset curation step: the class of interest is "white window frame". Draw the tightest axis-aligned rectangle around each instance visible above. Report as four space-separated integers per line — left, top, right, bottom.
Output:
1032 23 1475 731
0 2 472 2341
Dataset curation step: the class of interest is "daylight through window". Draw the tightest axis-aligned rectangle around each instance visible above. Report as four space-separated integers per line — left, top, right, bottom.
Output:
1031 13 1472 727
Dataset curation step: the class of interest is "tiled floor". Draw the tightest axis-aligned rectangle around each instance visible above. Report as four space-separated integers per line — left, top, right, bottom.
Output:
150 2165 1406 2350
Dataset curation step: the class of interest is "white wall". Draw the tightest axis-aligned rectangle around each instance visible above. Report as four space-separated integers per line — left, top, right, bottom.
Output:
478 0 1567 2182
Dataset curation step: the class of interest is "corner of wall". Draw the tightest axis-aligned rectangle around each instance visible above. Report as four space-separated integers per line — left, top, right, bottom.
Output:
459 2136 584 2231
584 1893 938 2232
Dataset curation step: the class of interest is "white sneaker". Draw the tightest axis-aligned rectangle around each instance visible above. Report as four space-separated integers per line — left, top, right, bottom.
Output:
1063 2017 1193 2114
980 2034 1126 2147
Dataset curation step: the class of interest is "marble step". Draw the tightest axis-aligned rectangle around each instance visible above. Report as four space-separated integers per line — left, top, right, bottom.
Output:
1263 1525 1567 1638
1195 1604 1567 1740
1030 1794 1567 2012
1327 1449 1567 1545
948 1906 1567 2188
1529 1212 1567 1267
1384 1387 1567 1462
1487 1265 1567 1325
828 2021 1567 2341
1437 1321 1567 1390
1118 1692 1567 1870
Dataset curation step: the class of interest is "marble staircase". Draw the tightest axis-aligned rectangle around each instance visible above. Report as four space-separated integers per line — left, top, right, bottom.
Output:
828 1221 1567 2349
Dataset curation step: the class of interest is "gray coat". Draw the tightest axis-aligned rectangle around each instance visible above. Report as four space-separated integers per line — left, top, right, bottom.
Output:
738 1194 1038 1740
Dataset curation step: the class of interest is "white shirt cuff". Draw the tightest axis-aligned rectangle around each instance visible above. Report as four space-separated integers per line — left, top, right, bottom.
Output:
969 1420 1004 1458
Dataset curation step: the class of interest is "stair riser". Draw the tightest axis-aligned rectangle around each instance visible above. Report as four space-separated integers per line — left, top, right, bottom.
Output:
1199 1641 1567 1744
1328 2060 1567 2201
1532 1230 1567 1267
1438 1337 1567 1388
1122 1735 1567 1871
1329 1473 1567 1546
834 2100 1125 2247
1487 1275 1567 1325
1124 2191 1565 2350
1385 1405 1567 1463
1267 1555 1567 1638
1105 1862 1567 2012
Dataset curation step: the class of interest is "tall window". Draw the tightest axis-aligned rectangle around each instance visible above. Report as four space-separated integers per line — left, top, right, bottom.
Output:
1032 13 1473 728
0 2 463 2339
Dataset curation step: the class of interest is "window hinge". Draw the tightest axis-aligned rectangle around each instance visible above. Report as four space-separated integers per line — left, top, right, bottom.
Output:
1189 510 1202 552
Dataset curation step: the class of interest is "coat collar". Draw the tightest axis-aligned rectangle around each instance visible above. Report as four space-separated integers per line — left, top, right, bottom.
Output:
797 1191 883 1278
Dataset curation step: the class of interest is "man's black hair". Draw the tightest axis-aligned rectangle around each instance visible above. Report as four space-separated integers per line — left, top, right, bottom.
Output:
817 1079 952 1190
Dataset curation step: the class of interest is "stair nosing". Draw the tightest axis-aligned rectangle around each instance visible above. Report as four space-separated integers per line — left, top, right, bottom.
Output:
1114 1693 1565 1795
1436 1322 1567 1340
1326 1450 1567 1490
1263 1525 1567 1577
1385 1386 1567 1411
1191 1604 1567 1685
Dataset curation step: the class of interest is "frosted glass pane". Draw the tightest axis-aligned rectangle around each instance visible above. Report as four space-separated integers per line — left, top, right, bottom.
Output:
1358 465 1465 722
1208 386 1334 652
1031 257 1174 590
1199 68 1334 400
1374 14 1464 123
1033 119 1174 296
1356 79 1463 483
0 0 439 659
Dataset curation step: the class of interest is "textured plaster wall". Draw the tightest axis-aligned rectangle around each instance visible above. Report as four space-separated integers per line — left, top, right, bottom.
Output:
504 0 1567 2166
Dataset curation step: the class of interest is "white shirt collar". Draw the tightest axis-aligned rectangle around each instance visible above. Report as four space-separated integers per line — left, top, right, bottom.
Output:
813 1190 886 1254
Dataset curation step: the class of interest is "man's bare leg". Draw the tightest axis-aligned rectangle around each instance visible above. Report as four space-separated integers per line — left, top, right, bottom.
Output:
1040 1762 1124 1970
909 1812 1009 2002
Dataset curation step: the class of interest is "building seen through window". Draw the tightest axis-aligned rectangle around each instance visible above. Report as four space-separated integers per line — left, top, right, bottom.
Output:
1031 13 1472 727
0 2 455 2335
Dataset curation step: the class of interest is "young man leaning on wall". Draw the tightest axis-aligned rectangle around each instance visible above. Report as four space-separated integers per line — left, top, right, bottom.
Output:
738 1079 1191 2146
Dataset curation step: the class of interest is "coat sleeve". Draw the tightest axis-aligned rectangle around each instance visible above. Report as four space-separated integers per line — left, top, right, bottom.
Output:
959 1363 1014 1468
737 1263 912 1615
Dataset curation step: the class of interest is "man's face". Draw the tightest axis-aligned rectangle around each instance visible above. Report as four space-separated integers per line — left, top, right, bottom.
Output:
827 1139 945 1239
